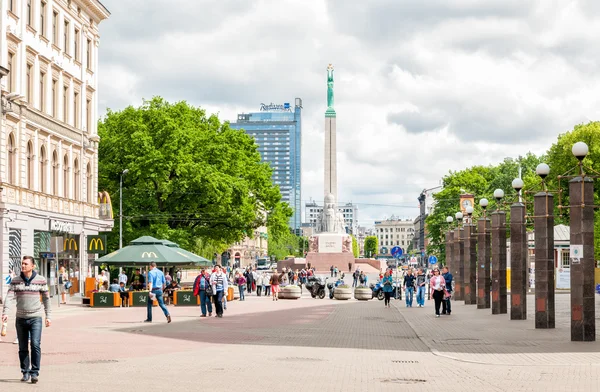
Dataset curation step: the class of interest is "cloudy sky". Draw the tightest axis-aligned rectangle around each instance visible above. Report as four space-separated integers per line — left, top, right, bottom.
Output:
98 0 600 227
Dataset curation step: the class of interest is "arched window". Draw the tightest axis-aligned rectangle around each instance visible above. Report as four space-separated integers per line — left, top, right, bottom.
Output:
73 158 79 200
52 151 58 195
7 133 16 184
26 141 34 189
63 154 69 198
39 146 47 193
86 162 92 203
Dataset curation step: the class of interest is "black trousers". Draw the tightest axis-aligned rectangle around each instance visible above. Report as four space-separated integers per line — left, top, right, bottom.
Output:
265 286 271 296
432 290 444 315
213 291 224 316
384 291 391 306
257 286 262 296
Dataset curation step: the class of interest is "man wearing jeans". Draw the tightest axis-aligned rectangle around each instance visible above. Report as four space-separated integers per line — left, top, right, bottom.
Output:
2 256 51 384
403 269 416 307
144 262 171 323
415 268 427 307
193 269 212 317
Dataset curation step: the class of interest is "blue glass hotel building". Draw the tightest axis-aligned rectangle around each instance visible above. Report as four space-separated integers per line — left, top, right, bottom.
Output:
230 99 302 232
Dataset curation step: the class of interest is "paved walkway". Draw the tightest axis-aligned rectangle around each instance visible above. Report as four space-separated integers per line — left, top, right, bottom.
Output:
0 290 599 391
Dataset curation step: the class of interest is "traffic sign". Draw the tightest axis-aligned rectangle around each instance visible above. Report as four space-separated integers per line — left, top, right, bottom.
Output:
391 246 403 258
428 255 438 264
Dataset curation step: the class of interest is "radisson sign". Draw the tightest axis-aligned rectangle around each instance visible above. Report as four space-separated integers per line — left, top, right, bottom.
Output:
260 102 291 112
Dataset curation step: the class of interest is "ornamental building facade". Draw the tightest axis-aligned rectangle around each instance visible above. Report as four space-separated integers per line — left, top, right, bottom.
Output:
0 0 111 299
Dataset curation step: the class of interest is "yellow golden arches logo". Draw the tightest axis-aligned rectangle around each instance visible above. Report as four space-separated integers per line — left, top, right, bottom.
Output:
98 191 114 219
89 238 104 251
63 238 78 251
141 252 157 258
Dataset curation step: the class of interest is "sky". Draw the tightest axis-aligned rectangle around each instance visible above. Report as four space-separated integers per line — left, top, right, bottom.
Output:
97 0 600 228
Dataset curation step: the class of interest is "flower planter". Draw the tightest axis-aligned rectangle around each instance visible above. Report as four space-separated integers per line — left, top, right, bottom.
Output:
334 286 352 300
354 287 372 301
279 285 301 300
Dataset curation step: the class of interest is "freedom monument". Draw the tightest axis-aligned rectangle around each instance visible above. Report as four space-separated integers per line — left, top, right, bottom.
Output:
306 64 355 271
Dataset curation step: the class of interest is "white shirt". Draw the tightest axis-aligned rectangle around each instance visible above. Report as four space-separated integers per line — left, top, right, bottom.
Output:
118 273 128 284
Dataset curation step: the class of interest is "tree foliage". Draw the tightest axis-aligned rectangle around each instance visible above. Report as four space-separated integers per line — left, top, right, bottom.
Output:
351 235 359 258
426 154 543 262
98 97 292 257
364 236 378 258
267 229 305 261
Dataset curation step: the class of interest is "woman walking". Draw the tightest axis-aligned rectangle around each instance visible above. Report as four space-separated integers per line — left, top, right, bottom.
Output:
270 271 280 301
429 268 446 318
235 272 246 301
382 271 394 308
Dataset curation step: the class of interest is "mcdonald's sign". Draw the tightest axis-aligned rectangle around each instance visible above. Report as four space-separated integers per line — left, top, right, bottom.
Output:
87 235 107 255
63 237 79 253
98 191 114 219
141 252 158 259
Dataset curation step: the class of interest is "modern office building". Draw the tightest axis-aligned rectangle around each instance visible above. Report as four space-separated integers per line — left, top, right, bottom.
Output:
230 99 302 232
0 0 112 299
305 200 358 235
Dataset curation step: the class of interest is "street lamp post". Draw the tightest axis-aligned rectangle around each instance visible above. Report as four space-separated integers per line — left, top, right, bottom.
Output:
477 198 491 309
119 169 129 249
454 211 464 301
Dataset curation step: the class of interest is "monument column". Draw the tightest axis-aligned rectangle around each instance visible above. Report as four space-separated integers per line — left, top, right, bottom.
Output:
491 210 507 314
569 176 595 341
477 217 491 309
534 192 555 329
324 64 337 201
464 223 477 305
510 202 527 320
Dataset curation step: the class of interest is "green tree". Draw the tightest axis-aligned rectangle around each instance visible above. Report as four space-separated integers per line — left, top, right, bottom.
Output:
364 236 378 258
98 97 291 257
267 229 304 260
351 235 359 258
546 122 600 260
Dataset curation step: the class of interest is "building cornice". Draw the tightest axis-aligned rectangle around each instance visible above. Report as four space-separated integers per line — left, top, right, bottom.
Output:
78 0 110 22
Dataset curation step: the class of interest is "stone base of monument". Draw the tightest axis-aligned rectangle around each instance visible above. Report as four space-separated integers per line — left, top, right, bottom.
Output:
334 286 352 300
279 285 301 300
354 287 372 301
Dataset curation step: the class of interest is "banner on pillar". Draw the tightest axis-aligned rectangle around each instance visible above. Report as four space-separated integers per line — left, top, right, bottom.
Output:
556 268 570 289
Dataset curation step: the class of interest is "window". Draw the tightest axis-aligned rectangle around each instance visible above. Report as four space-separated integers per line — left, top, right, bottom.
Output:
52 11 58 45
40 1 46 36
7 53 14 92
51 151 58 195
39 146 47 192
86 98 92 132
74 92 80 127
63 21 69 53
26 142 34 189
73 159 79 200
39 72 45 111
52 79 58 117
27 0 32 26
86 39 92 69
74 29 80 60
561 251 570 268
86 163 92 203
63 85 69 121
63 154 69 198
26 64 32 102
7 134 16 184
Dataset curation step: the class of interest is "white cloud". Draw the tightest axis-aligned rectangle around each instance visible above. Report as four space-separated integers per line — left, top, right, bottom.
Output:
97 0 600 227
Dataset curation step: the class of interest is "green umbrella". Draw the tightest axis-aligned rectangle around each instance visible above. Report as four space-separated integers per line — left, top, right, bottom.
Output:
159 239 213 266
96 236 205 267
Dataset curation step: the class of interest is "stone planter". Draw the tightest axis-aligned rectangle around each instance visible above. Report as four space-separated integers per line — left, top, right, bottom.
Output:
334 286 352 300
279 285 301 300
354 287 372 301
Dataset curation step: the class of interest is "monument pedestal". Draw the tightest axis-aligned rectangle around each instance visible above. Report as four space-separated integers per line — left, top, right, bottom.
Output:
306 233 355 273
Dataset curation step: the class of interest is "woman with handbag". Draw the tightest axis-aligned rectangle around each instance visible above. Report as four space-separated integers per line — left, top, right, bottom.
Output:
58 266 69 304
429 268 446 318
382 271 394 308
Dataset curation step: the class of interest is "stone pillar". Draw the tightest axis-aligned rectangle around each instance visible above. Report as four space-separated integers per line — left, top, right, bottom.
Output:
491 211 507 314
454 228 464 301
477 218 491 309
445 230 454 273
534 192 555 329
569 177 595 341
464 224 477 305
510 203 527 320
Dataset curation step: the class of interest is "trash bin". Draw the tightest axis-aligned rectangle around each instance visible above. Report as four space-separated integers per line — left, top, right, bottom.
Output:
227 286 234 301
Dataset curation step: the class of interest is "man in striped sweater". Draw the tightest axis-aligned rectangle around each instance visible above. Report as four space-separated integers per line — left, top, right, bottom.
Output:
1 256 51 384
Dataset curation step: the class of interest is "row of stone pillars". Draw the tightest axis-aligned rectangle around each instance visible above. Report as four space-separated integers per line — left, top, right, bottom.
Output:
445 177 595 341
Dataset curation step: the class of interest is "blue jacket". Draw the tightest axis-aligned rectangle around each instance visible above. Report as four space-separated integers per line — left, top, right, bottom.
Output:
442 272 453 292
382 276 394 293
